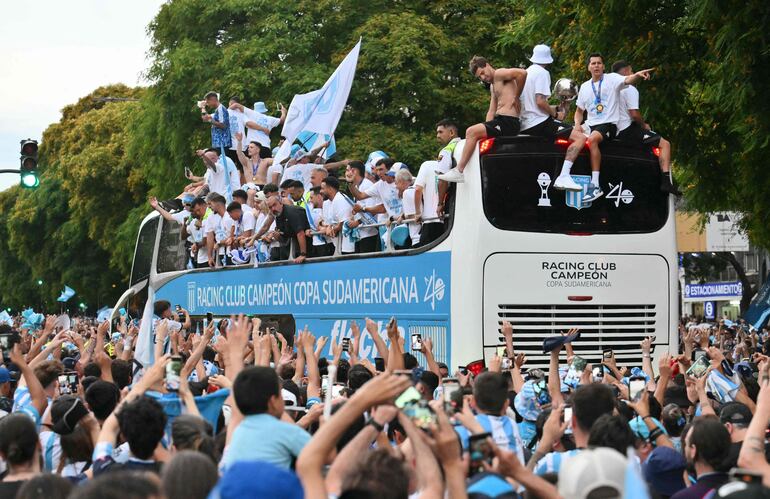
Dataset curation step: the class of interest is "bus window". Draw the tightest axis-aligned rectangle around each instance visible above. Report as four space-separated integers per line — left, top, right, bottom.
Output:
480 142 668 234
157 219 188 273
130 217 158 285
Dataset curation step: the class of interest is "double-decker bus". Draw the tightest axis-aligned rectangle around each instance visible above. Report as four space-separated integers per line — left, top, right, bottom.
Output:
113 135 677 370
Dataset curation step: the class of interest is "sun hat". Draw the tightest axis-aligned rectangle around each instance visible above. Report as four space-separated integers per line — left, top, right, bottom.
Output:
530 44 554 65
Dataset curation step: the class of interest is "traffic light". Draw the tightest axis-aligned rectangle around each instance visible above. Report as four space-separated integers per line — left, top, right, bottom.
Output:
20 139 39 188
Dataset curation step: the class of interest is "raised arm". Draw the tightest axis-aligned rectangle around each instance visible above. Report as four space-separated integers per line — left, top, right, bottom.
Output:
366 318 389 366
738 361 770 483
10 344 47 417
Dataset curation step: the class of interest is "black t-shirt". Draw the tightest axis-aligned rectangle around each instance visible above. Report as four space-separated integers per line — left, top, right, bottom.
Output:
274 205 310 246
0 480 25 497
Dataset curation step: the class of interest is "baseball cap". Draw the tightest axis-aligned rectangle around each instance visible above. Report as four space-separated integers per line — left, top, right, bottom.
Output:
386 162 408 176
720 402 753 427
558 447 627 499
209 460 304 499
642 446 687 497
715 481 770 498
365 150 388 170
542 330 581 353
0 367 10 383
466 472 517 498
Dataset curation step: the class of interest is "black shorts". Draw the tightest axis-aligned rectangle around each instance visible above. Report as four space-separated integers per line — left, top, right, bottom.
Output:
588 123 617 141
521 117 569 139
616 122 661 146
484 115 520 138
356 234 380 254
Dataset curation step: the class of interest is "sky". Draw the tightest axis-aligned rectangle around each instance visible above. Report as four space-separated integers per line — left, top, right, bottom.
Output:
0 0 165 191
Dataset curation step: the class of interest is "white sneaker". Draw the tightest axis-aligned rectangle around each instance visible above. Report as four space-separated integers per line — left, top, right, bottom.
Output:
553 174 582 191
438 168 464 183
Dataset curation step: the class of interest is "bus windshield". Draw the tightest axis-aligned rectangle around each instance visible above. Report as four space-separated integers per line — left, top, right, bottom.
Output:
480 138 669 234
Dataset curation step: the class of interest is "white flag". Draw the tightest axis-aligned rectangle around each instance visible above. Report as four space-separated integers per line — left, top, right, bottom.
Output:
275 38 361 164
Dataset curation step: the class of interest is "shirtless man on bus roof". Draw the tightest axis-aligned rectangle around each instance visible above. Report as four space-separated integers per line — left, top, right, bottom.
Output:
439 56 527 184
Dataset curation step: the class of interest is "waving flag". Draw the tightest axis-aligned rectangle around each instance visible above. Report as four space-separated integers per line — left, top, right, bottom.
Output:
57 285 76 302
0 311 12 327
296 131 337 159
20 308 44 331
275 39 360 165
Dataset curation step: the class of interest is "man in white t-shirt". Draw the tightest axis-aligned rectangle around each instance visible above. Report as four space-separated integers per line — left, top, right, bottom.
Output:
414 120 460 247
347 158 403 220
396 169 420 248
225 201 256 252
305 186 334 258
227 97 248 159
519 45 589 193
344 161 380 253
205 193 229 267
574 53 654 202
184 198 211 269
611 60 679 196
191 148 240 199
242 101 286 158
281 154 316 191
320 176 355 254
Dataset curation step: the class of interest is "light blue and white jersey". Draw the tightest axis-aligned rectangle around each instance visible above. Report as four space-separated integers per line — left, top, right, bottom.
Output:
533 449 582 475
455 413 526 464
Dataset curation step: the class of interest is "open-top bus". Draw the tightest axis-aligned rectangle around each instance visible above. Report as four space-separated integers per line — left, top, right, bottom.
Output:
113 135 677 370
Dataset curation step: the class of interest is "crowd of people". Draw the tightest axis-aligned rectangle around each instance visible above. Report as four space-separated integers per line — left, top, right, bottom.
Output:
0 305 769 498
151 43 680 270
151 89 459 267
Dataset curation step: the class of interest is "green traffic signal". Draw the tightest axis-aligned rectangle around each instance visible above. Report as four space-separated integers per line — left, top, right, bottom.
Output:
20 171 39 188
20 139 39 189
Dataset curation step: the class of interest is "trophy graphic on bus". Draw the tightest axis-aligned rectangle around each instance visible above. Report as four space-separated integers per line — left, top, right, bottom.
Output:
537 172 552 207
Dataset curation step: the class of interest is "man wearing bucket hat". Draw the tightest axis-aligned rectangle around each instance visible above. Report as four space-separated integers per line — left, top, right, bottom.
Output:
235 100 286 159
519 44 589 193
439 57 527 183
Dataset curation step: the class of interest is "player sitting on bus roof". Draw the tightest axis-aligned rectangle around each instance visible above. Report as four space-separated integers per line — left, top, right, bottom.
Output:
574 53 655 203
438 56 527 184
519 45 588 193
611 60 680 196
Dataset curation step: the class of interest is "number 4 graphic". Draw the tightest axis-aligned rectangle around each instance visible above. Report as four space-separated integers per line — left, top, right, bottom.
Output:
606 182 635 207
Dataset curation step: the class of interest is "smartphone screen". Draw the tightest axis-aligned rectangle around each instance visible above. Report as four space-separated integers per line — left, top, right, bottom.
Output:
687 355 710 378
443 379 460 414
629 377 646 401
603 349 613 360
395 386 422 409
469 433 494 475
411 333 422 352
374 357 385 372
206 312 213 323
165 356 183 392
571 356 587 372
58 375 72 395
342 337 350 352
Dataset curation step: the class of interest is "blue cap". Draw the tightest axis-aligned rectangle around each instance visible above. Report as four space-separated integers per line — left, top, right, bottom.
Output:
182 194 195 204
542 330 581 353
208 461 303 499
642 446 687 497
0 367 10 383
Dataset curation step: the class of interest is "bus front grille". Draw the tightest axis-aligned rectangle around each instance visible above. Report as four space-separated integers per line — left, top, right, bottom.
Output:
492 303 658 368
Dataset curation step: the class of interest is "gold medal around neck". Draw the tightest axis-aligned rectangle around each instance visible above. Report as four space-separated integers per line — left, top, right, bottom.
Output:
596 103 605 113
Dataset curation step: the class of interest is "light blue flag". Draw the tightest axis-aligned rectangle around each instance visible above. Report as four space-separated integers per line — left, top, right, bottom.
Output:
57 285 76 302
623 447 651 499
20 308 44 331
296 131 337 159
96 307 113 323
0 311 12 327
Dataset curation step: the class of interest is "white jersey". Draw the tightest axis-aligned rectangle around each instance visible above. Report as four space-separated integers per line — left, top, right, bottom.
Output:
520 64 552 131
617 84 640 132
576 72 627 126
